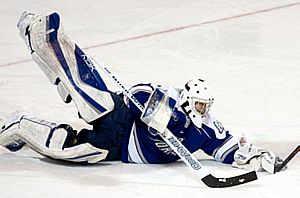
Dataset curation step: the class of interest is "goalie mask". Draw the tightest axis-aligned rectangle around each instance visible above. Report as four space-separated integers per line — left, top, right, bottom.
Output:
179 79 214 128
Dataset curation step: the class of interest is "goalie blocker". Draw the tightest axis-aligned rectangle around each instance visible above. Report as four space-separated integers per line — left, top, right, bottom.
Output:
141 88 176 133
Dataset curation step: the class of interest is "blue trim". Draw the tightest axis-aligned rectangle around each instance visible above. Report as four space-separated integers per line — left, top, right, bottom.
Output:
46 128 55 148
168 97 176 110
47 13 107 113
74 45 109 91
67 151 103 160
48 13 60 42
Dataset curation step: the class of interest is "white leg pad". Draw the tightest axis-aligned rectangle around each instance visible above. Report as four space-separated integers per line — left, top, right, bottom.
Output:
0 113 108 163
17 12 115 123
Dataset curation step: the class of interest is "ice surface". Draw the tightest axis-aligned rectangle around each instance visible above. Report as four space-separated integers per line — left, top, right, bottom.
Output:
0 0 299 197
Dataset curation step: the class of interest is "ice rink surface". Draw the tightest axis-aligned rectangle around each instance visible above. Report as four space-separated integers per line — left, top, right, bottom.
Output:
0 0 299 197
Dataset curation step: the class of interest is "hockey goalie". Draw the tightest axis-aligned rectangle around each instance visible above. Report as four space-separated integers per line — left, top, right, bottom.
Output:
0 11 285 174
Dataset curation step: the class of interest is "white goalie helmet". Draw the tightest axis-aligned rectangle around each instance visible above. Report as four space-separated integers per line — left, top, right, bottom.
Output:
179 79 214 128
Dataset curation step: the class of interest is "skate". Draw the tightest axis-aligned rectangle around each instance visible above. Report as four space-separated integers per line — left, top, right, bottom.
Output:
0 112 29 151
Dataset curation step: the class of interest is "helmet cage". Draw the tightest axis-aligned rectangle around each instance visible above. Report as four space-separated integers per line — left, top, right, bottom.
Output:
191 97 213 117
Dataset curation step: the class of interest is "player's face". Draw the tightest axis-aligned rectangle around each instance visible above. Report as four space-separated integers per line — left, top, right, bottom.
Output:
194 101 207 115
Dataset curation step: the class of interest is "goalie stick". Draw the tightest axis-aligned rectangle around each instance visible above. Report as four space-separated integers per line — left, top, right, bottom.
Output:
92 58 257 188
274 145 299 173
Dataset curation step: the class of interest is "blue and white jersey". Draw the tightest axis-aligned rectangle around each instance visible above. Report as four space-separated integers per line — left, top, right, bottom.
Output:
121 83 238 164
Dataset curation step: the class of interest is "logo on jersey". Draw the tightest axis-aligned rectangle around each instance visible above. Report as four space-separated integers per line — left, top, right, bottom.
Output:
213 120 225 134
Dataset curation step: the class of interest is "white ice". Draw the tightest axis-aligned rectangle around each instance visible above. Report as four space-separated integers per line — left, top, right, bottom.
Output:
0 0 299 197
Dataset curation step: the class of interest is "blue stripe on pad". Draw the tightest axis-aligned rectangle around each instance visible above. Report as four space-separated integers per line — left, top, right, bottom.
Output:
66 151 103 160
47 13 107 113
74 45 109 91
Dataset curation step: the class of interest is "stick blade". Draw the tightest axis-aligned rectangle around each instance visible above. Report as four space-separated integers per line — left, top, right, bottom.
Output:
274 145 300 173
201 171 258 188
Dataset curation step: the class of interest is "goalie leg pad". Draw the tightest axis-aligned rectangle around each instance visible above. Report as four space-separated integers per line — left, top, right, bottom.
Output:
0 112 108 163
17 12 115 123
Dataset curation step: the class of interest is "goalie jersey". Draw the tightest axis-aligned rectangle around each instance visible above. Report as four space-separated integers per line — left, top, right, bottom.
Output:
121 83 239 164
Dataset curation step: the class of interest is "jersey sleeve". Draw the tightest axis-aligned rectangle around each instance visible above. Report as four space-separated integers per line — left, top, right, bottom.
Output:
199 113 239 164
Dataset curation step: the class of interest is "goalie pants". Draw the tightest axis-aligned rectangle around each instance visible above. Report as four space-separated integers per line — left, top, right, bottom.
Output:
75 93 134 161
